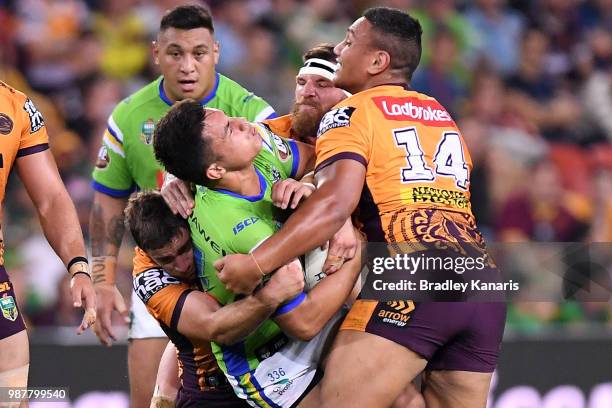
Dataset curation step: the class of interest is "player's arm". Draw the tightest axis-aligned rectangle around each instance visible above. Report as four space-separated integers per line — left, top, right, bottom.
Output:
90 113 135 345
89 192 130 345
147 263 301 345
16 150 96 333
274 250 361 341
216 159 365 294
291 140 315 180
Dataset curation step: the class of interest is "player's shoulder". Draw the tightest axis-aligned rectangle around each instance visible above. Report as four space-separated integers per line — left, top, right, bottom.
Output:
0 81 27 107
261 114 292 138
356 86 455 127
216 73 253 98
111 78 162 123
215 74 273 119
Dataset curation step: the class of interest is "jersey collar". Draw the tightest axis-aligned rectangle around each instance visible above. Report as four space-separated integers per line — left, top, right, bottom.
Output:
213 167 267 202
158 73 221 107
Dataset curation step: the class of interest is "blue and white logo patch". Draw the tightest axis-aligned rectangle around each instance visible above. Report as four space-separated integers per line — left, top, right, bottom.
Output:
317 106 355 136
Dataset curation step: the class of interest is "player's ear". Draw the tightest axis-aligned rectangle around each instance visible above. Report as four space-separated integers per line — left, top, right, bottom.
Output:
206 163 225 180
152 40 160 65
213 41 220 65
368 50 391 75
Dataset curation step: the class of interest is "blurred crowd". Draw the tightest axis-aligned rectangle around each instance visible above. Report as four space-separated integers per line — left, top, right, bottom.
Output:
0 0 610 335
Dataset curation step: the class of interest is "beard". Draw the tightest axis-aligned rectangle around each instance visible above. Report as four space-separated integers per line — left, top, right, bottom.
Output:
290 100 325 145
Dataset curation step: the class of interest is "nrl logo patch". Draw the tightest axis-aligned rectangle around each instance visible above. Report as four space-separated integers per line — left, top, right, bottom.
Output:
140 118 156 145
0 113 13 135
0 295 18 322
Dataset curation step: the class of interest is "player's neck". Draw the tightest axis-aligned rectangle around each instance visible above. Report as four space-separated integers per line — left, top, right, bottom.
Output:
214 165 260 196
361 74 409 93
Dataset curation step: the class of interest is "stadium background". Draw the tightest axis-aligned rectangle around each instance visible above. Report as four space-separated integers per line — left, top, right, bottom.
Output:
0 0 610 406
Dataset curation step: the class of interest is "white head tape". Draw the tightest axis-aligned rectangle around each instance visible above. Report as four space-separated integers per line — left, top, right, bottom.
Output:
298 58 339 81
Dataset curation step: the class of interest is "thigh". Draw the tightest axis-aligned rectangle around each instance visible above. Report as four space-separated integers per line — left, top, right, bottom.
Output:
422 370 493 408
318 330 427 408
0 331 29 388
128 338 168 408
154 342 179 401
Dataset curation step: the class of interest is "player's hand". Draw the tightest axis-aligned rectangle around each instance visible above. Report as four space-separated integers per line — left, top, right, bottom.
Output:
271 178 315 210
161 173 194 218
70 274 97 335
214 254 263 295
261 259 305 305
323 218 358 274
93 283 129 347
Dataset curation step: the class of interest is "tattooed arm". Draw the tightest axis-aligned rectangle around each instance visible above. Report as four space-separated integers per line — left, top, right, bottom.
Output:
89 192 129 346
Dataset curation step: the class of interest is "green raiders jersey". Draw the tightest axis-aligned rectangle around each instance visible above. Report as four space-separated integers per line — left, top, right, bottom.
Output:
189 124 317 406
92 73 276 196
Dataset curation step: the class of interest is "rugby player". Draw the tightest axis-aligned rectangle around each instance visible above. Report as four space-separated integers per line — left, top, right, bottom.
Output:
88 5 276 407
216 7 506 408
125 191 305 407
153 101 362 407
0 82 96 393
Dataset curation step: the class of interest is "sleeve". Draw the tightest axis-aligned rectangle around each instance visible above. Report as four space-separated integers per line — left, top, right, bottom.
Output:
226 79 276 122
147 285 192 330
315 104 370 173
132 265 192 330
91 109 135 197
17 96 49 157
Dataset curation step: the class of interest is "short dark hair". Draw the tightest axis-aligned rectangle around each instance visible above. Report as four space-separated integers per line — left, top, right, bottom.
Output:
363 7 422 81
160 4 214 33
302 43 337 64
125 191 188 251
153 99 214 185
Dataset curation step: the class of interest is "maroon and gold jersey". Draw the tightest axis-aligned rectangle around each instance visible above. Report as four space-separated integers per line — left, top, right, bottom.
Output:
315 85 474 243
132 248 232 395
0 82 50 263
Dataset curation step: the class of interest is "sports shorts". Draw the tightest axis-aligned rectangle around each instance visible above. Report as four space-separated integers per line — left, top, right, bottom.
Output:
341 300 506 372
176 386 251 408
0 266 26 340
128 289 166 340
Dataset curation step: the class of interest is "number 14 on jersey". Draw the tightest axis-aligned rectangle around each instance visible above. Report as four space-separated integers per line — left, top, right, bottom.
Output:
393 127 469 190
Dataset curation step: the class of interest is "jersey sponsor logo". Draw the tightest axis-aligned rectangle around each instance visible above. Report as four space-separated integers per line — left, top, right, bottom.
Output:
406 186 470 209
376 301 415 327
133 268 181 304
373 96 453 126
23 98 45 133
317 106 356 136
0 113 13 134
140 118 156 145
0 294 18 321
271 134 290 162
189 215 228 256
232 216 261 235
95 146 110 169
0 282 10 293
